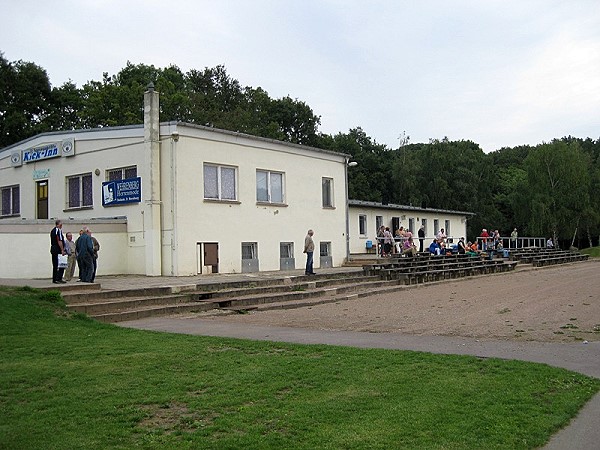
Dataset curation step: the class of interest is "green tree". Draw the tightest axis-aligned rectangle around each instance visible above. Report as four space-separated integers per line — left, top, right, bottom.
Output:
0 53 53 147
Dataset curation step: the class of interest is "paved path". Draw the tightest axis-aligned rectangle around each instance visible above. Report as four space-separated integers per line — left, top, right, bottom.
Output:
2 268 598 449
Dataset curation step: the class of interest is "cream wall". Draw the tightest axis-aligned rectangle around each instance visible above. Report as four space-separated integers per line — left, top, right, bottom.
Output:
169 125 347 275
348 204 469 254
0 220 128 278
1 124 349 278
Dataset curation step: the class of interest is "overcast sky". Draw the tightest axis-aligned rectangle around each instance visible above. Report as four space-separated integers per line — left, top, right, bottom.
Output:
2 0 599 152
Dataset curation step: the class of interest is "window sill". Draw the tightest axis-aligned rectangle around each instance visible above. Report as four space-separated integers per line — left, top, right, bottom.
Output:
203 199 241 205
0 214 21 219
322 206 336 210
63 206 94 212
256 202 288 207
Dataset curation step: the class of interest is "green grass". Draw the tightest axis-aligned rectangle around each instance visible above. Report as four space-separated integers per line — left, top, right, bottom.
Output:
580 246 600 257
1 287 599 450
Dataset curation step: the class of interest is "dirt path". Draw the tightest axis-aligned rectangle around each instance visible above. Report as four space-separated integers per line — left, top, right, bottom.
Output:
202 261 600 343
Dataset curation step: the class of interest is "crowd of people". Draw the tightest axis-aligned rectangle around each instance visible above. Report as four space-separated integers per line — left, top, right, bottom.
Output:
50 219 100 284
374 224 545 258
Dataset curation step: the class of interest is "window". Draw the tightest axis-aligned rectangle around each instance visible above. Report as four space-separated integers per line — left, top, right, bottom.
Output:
422 218 428 237
408 218 415 234
204 164 237 201
280 242 294 259
67 173 93 208
1 185 19 217
445 220 451 236
359 215 367 236
107 166 137 181
320 241 331 257
322 177 334 208
257 170 284 203
242 242 258 260
376 215 383 232
433 219 439 236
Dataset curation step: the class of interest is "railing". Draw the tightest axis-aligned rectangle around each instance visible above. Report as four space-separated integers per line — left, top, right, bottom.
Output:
475 236 546 250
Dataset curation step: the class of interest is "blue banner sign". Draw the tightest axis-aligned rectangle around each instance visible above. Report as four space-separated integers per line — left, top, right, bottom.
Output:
102 177 141 206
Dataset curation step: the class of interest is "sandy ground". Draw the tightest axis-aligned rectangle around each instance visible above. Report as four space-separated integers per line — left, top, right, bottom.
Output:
202 261 600 343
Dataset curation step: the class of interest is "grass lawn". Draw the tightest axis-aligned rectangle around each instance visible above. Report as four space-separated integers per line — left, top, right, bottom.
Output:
1 287 599 450
581 246 600 258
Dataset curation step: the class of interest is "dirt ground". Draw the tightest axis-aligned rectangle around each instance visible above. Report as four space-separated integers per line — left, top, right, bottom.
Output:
204 261 600 343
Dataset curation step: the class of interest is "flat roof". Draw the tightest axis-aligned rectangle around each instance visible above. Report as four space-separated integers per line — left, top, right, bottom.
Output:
349 199 475 216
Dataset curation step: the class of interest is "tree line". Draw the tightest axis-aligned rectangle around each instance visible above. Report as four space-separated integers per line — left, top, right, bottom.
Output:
1 54 599 247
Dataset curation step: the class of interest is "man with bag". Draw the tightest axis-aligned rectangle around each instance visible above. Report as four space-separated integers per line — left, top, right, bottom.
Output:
50 219 67 284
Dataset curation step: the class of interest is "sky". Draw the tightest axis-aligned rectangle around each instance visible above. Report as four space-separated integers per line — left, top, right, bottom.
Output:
2 0 599 152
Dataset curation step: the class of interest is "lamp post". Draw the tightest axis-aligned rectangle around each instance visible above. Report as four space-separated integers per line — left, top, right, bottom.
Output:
345 159 358 262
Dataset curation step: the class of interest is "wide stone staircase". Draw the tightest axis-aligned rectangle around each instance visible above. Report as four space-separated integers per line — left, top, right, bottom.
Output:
55 248 590 323
61 271 406 323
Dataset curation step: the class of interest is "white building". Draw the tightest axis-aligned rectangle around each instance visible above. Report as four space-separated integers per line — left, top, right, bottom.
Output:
348 200 472 253
0 87 350 278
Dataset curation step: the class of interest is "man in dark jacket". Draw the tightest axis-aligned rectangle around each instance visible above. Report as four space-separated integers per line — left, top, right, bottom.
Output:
50 220 66 283
76 227 94 282
418 225 426 253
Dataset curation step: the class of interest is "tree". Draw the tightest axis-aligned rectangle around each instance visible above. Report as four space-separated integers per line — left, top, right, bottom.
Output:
0 53 53 147
523 140 591 245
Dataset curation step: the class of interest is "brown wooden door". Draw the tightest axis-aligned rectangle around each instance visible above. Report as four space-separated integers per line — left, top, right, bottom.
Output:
37 181 48 219
204 243 219 274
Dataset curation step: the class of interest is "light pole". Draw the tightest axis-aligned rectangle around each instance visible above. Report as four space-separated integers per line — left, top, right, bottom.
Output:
345 159 358 262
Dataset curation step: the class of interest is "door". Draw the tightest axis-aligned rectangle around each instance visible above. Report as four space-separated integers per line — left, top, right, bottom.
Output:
37 180 48 219
204 243 219 274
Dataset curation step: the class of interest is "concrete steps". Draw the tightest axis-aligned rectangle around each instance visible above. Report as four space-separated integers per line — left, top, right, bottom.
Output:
62 271 380 323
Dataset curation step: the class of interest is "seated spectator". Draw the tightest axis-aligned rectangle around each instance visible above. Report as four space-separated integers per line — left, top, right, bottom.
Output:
402 236 418 257
465 241 479 257
429 239 441 256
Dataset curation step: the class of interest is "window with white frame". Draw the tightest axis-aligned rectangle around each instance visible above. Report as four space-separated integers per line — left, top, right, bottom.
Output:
204 164 237 201
320 241 331 257
322 177 334 207
107 166 137 181
445 219 451 236
376 215 383 232
422 218 428 236
408 218 415 234
241 242 258 260
280 242 294 259
257 170 285 204
433 219 439 236
1 185 20 217
359 215 367 236
67 173 93 208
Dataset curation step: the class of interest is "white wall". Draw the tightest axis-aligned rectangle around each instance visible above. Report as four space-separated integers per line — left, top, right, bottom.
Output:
0 220 128 279
171 127 348 275
349 205 468 254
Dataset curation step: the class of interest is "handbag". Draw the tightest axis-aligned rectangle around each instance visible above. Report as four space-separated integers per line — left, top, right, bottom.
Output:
58 254 68 269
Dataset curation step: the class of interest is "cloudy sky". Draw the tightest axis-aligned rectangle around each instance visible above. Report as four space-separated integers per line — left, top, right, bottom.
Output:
2 0 599 152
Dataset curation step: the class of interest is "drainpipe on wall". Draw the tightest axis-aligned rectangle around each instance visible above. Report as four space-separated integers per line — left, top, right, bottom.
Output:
144 83 162 276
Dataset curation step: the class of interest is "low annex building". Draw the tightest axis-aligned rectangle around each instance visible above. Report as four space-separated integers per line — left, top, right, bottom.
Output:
348 200 473 253
0 87 350 278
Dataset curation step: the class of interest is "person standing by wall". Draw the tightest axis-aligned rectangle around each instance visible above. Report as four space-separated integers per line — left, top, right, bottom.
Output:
418 225 425 253
50 220 66 284
88 229 100 282
63 232 77 281
303 229 315 275
76 226 94 282
510 228 518 249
